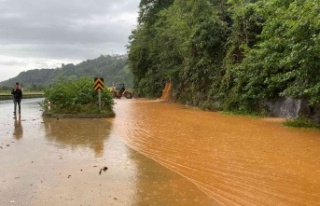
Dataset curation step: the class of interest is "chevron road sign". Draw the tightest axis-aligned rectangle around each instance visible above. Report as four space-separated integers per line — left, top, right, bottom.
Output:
94 77 104 92
94 77 104 111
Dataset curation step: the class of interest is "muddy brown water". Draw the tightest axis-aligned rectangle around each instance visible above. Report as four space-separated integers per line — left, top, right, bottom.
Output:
113 99 320 206
1 98 320 205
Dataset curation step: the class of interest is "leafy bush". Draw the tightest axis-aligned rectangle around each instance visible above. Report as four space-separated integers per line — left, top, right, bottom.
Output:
44 77 114 114
284 117 320 129
234 0 320 108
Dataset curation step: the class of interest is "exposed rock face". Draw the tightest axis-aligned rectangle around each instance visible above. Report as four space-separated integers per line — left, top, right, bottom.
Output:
264 97 304 119
264 97 320 123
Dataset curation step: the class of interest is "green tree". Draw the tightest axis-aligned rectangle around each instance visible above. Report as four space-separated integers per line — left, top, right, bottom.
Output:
128 0 320 115
236 0 320 109
128 0 174 97
220 0 265 110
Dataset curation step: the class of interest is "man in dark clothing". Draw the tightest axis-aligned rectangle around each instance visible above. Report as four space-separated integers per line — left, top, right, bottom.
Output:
11 82 23 114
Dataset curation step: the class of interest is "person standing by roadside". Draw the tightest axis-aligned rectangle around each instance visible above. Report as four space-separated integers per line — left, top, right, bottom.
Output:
11 82 23 115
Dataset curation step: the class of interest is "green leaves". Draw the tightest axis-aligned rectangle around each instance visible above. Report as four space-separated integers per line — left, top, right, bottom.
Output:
44 77 114 114
128 0 320 111
237 0 320 106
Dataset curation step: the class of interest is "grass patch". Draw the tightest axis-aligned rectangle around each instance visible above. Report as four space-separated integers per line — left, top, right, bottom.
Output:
0 91 44 95
220 110 266 118
283 118 320 129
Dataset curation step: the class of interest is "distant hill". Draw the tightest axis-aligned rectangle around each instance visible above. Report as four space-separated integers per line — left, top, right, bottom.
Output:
0 54 133 89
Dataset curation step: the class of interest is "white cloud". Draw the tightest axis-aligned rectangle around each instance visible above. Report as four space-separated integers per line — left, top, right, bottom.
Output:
0 0 140 82
0 55 82 82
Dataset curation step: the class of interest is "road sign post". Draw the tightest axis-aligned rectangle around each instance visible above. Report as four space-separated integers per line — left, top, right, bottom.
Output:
98 91 101 111
94 77 104 111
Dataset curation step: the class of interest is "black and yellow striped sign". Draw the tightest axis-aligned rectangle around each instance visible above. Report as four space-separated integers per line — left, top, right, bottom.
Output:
94 77 104 92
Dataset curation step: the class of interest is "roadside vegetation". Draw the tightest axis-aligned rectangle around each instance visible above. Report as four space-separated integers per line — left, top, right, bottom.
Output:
0 87 44 95
43 77 114 114
284 118 320 129
128 0 319 113
0 89 44 100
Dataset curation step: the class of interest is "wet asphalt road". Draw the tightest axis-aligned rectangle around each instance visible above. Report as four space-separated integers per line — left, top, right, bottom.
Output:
0 98 213 206
1 98 320 205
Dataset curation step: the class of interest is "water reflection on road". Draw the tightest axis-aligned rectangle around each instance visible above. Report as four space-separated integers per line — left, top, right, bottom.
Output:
0 99 213 205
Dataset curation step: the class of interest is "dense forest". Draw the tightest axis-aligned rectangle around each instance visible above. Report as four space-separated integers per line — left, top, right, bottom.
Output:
128 0 319 113
0 55 133 91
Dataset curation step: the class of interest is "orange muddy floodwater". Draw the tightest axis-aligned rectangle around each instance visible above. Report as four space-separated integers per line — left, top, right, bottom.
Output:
1 98 320 205
113 99 320 206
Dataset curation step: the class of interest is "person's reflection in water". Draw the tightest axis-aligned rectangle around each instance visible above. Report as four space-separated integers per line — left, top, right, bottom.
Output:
13 113 23 140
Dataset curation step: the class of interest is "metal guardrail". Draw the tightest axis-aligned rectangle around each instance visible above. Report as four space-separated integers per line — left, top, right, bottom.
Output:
0 94 44 100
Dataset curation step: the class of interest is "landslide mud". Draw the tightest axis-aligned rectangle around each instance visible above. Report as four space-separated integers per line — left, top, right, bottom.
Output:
113 99 320 206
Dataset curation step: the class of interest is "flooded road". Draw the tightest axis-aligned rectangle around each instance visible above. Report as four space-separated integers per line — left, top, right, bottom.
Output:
0 99 212 206
114 99 320 206
1 98 320 205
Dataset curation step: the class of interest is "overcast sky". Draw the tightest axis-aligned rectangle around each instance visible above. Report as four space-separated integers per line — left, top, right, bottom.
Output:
0 0 140 82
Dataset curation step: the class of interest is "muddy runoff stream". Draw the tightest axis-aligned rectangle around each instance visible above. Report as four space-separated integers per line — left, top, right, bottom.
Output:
1 98 320 205
113 99 320 206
